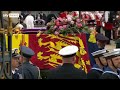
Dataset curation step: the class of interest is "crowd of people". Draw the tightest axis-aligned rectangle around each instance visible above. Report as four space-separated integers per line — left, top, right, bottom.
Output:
15 11 57 30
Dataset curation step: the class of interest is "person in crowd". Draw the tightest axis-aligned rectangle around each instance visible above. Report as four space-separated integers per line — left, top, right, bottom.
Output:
24 11 35 29
95 11 102 33
104 11 113 44
15 14 27 30
12 48 21 79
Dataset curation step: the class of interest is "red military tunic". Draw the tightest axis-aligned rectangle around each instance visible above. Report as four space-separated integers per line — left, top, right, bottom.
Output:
104 22 113 30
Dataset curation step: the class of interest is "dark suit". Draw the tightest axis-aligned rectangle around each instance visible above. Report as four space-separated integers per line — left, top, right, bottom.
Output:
47 63 87 79
17 62 40 79
100 67 120 79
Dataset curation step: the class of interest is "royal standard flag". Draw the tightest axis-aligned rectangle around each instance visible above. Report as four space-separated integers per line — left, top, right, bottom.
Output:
6 34 91 73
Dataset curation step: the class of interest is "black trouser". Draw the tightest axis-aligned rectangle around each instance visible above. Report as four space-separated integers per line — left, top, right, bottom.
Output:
112 30 115 40
105 29 111 44
96 26 101 33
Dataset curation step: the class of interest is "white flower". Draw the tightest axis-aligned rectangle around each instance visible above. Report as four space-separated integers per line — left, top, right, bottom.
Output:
67 15 73 21
71 21 74 24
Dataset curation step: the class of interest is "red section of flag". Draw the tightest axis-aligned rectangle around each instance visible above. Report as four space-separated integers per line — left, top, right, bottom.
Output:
29 34 91 72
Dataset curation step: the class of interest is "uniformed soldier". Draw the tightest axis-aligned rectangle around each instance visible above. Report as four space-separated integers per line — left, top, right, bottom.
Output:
47 45 87 79
100 49 120 79
95 11 102 33
87 49 108 79
104 11 114 44
12 48 21 79
16 46 42 79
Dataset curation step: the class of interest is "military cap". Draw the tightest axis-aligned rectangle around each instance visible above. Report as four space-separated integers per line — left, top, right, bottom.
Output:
12 48 21 58
59 45 78 57
96 33 109 41
103 51 120 59
91 49 107 57
20 46 35 58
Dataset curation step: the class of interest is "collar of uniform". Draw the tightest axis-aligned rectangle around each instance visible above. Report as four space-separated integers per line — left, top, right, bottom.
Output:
103 66 108 71
103 71 120 79
103 67 119 76
104 67 115 72
99 47 105 50
117 68 120 75
91 64 103 72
